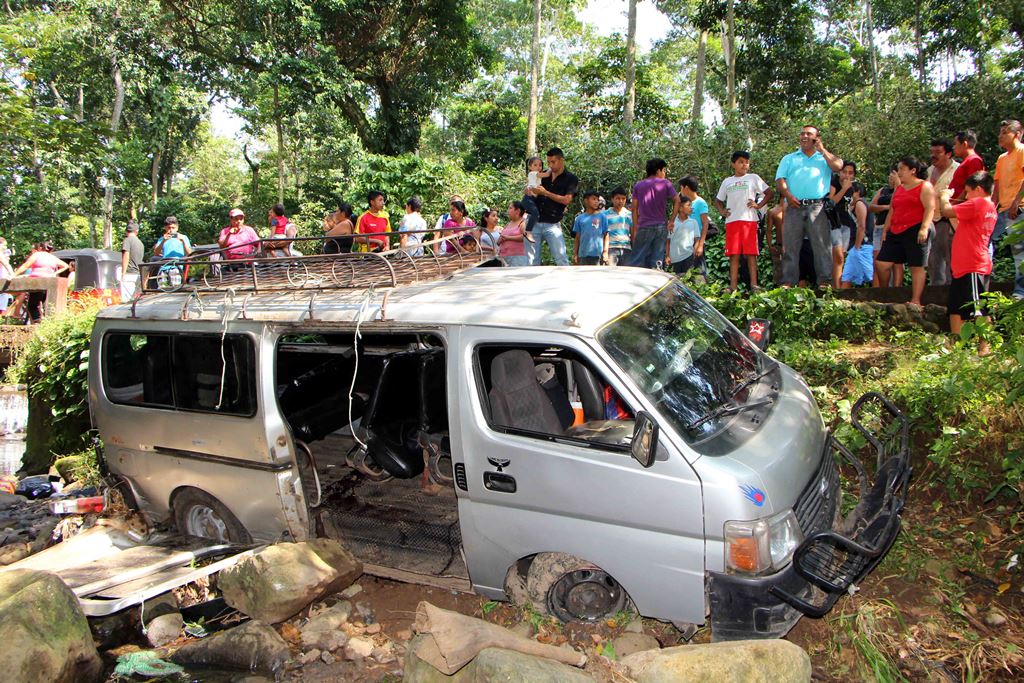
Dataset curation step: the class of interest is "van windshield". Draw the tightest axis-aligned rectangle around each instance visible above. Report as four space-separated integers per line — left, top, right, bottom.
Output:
598 281 765 448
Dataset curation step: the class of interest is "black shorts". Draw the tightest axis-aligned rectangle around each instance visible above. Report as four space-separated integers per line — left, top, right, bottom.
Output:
948 273 990 319
876 224 932 267
323 236 353 254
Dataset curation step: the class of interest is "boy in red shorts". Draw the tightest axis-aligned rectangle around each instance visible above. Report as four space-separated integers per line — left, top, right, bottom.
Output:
715 151 774 292
938 171 998 355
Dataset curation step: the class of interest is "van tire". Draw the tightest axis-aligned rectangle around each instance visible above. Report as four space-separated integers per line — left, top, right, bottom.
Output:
526 552 629 622
172 488 253 544
503 564 530 607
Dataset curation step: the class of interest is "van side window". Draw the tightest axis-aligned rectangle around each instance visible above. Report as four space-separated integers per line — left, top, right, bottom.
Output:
104 334 173 406
172 336 256 415
103 332 256 416
475 345 634 451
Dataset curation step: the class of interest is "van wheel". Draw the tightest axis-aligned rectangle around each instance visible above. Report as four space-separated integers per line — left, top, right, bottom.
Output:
526 553 628 622
172 488 252 544
503 563 530 607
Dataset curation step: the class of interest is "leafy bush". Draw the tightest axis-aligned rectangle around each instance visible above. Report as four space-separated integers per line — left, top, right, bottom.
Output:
5 301 101 473
693 283 885 342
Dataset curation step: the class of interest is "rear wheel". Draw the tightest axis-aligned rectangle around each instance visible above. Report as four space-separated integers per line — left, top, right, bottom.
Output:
526 552 629 622
172 488 252 544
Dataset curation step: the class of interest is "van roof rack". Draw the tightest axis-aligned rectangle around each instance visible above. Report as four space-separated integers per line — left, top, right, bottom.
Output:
137 231 499 297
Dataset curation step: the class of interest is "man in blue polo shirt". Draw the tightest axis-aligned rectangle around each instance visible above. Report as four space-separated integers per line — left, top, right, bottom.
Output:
775 125 844 287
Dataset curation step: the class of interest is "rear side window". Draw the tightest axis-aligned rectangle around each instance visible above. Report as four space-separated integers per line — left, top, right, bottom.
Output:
103 332 256 416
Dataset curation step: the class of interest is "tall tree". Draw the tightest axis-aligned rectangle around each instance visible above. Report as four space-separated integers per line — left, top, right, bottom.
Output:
527 0 542 156
165 0 488 155
623 0 637 126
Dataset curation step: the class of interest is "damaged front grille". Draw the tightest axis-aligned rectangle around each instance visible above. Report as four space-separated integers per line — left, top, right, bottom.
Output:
794 437 840 537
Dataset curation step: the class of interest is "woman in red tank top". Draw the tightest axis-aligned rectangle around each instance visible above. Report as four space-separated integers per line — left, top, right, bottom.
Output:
876 157 936 307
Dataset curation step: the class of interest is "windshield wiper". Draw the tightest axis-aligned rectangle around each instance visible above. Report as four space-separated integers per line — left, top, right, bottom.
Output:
730 361 779 399
686 397 775 432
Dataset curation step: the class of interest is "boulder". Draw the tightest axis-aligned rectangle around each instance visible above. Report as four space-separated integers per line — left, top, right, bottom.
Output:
470 648 595 682
218 539 362 624
169 620 289 674
0 569 103 683
0 541 31 566
403 635 595 683
611 632 660 657
145 612 184 648
620 639 812 683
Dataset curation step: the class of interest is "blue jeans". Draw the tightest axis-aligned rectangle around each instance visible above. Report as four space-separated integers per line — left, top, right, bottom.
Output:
527 222 570 266
628 224 668 269
502 255 530 267
994 211 1024 298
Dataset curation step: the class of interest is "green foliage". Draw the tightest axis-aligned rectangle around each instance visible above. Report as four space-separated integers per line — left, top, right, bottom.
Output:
695 284 885 342
6 300 102 471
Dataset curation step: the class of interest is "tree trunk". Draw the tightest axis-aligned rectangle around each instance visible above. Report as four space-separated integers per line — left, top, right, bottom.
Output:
150 147 162 209
526 0 542 157
914 0 925 91
539 21 554 100
273 82 285 205
623 0 637 127
724 0 737 112
243 143 261 198
691 29 707 126
102 54 125 249
865 0 880 104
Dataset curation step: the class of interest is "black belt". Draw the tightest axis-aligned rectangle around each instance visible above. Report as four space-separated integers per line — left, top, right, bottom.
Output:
799 198 825 206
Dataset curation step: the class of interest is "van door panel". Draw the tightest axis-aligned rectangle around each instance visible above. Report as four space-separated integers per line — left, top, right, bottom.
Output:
91 323 308 542
451 327 706 624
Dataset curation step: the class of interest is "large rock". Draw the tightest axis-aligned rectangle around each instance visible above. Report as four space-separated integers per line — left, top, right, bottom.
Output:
169 620 289 674
404 635 595 683
621 639 812 683
0 569 103 683
218 539 362 623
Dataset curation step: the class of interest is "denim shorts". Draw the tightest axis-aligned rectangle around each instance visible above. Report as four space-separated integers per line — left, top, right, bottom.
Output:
831 226 850 250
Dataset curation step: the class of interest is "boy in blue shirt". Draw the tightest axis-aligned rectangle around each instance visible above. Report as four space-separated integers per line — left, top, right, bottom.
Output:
678 175 710 279
668 196 702 274
572 191 610 265
602 187 633 265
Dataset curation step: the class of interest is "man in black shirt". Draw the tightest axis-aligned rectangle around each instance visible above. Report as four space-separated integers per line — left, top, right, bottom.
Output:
527 147 579 265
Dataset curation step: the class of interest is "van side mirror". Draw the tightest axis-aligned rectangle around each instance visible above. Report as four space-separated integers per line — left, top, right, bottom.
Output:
746 318 771 351
631 412 659 468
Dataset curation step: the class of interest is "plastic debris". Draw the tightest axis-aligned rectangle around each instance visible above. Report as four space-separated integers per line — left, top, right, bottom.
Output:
14 475 57 500
113 651 185 678
49 495 106 515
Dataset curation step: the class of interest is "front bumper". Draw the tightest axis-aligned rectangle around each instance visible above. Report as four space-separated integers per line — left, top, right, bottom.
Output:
708 392 912 640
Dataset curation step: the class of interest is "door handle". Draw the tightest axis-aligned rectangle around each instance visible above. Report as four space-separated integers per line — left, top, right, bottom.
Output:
483 471 516 493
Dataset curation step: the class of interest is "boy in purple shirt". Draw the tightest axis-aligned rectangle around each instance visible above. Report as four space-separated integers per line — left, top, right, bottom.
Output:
629 158 680 268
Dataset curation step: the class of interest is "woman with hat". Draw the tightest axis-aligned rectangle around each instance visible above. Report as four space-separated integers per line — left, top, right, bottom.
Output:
218 208 261 264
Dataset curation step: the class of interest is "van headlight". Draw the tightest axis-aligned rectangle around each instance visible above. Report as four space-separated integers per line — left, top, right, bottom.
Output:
724 510 803 575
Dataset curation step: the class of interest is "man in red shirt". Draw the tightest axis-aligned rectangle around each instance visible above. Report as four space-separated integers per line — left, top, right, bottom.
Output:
939 171 998 354
947 130 986 201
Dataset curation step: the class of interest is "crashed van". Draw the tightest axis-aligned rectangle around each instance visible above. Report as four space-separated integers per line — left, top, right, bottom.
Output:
88 249 910 640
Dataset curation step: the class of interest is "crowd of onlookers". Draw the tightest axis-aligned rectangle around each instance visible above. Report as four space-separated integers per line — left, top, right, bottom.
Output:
313 126 1020 342
109 121 1024 345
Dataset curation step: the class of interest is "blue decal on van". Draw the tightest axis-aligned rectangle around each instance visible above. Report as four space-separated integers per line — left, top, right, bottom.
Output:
740 485 765 507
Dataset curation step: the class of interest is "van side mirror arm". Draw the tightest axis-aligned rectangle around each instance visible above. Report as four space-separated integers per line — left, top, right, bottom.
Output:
631 411 659 468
